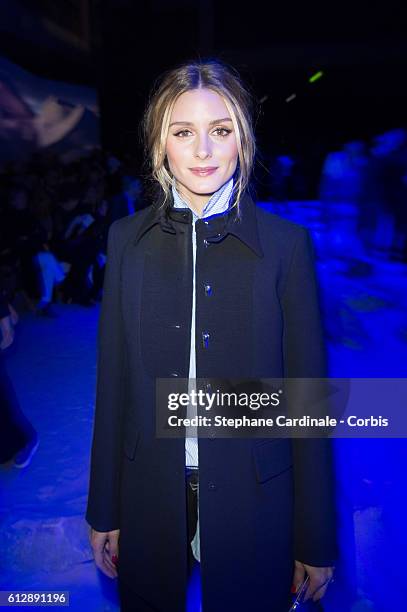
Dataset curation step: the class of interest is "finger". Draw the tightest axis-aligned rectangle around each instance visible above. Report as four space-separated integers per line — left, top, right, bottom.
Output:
103 549 118 577
304 574 331 602
94 549 115 578
96 548 117 578
292 564 305 592
312 571 334 602
105 537 119 568
91 535 116 578
108 535 120 559
100 559 117 579
312 581 329 602
103 560 118 578
103 546 115 568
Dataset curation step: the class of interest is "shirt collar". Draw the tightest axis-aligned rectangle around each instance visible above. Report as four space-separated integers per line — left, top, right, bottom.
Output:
172 177 234 220
133 187 263 258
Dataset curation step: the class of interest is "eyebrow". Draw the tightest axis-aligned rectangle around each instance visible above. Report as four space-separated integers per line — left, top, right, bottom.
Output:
169 118 233 127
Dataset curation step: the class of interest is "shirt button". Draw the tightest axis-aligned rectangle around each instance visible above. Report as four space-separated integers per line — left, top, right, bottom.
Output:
202 332 210 349
204 284 212 296
208 482 217 491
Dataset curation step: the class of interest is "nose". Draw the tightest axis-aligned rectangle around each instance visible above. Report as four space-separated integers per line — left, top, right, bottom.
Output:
194 132 212 159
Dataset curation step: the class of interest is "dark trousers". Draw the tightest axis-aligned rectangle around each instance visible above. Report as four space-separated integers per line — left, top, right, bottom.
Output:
186 468 199 576
118 468 199 611
0 353 36 463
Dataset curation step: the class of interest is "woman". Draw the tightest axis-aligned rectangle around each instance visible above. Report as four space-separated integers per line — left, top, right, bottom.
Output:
86 60 337 611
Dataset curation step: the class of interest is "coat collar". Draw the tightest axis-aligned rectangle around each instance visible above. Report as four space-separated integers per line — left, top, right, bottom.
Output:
133 190 264 258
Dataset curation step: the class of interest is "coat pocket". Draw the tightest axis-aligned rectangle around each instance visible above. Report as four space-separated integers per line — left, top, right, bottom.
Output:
123 428 140 461
252 439 293 483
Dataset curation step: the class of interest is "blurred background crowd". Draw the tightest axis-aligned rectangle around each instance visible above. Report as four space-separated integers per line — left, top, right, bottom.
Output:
0 149 144 336
266 128 407 262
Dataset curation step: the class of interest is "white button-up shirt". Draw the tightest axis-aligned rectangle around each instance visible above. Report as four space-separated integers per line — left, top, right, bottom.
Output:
172 177 234 467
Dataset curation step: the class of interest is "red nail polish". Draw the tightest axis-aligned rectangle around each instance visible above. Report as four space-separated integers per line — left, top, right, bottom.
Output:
291 584 297 594
112 554 118 565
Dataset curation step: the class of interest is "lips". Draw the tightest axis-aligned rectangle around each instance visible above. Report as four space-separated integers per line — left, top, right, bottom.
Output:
189 167 218 177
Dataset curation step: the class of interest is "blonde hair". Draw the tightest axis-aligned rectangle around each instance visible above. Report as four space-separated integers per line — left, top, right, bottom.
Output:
142 60 256 216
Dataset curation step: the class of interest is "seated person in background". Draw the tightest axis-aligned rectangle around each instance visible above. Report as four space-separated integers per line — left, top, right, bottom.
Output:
53 183 110 306
3 186 64 316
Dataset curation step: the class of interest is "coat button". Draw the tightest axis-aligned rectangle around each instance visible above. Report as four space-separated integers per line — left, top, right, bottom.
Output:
204 238 210 247
170 372 179 377
202 332 210 348
208 482 217 491
204 284 212 296
170 324 181 329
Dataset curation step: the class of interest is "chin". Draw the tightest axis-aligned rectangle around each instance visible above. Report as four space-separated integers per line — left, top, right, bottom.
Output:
187 178 225 195
191 186 219 195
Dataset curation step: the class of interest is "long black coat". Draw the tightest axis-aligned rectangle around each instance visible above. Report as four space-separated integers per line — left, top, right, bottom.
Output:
86 192 337 612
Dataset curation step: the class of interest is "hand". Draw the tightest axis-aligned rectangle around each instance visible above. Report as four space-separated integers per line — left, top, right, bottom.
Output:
90 527 120 579
292 560 334 602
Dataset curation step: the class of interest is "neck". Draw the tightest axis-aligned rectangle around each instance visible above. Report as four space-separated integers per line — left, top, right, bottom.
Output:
175 184 213 218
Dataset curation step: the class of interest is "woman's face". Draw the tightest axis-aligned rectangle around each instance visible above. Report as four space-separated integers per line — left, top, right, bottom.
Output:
165 88 238 211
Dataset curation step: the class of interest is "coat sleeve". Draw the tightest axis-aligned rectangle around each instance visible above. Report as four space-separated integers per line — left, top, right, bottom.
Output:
281 227 338 567
86 220 126 532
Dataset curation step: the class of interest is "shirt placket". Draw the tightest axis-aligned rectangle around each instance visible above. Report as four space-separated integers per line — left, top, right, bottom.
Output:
185 214 198 467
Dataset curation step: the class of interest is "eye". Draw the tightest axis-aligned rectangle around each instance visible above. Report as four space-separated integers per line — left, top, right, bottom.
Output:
212 127 232 137
174 129 193 137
